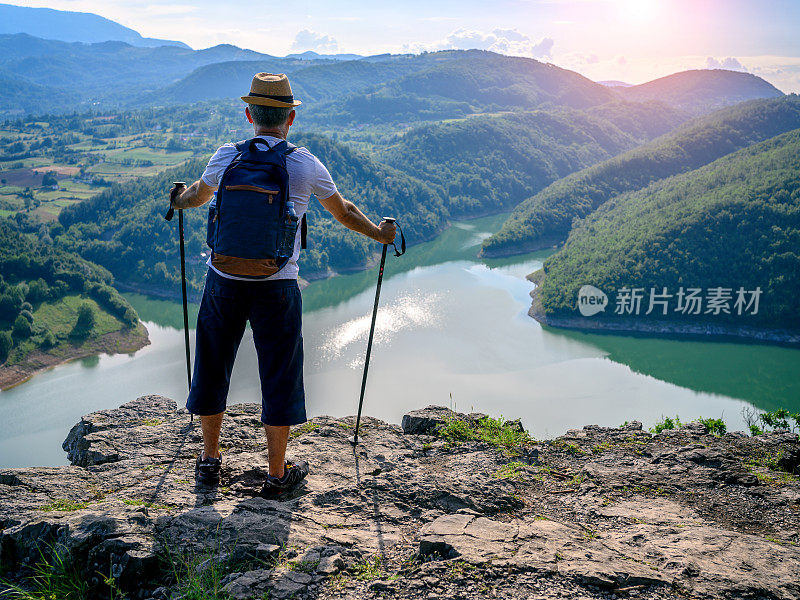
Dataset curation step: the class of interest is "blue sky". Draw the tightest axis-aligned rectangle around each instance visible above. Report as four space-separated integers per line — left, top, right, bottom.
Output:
10 0 800 90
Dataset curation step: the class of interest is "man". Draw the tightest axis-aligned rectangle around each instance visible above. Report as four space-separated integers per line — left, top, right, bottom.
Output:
170 72 396 497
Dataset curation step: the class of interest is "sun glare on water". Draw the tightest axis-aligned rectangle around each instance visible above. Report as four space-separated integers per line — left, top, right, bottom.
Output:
319 290 444 367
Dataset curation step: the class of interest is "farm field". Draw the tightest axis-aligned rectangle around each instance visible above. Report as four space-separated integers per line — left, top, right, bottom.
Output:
0 108 232 222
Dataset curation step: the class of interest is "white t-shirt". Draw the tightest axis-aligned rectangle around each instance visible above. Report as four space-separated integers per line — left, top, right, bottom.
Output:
200 135 338 281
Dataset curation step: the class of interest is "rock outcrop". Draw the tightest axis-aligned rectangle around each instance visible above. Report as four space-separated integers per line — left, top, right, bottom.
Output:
1 397 799 599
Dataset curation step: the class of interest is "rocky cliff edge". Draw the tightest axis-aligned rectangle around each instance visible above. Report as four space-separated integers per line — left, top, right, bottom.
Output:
1 396 799 599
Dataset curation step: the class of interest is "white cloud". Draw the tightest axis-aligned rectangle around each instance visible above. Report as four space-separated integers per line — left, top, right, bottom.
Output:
706 56 747 71
291 29 339 53
404 28 554 59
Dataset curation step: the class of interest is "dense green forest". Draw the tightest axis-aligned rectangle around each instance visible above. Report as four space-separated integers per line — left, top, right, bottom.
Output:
0 218 139 364
485 95 800 256
378 102 689 216
536 129 800 329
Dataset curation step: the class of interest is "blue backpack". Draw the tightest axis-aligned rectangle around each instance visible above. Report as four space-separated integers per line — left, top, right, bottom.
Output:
206 137 307 279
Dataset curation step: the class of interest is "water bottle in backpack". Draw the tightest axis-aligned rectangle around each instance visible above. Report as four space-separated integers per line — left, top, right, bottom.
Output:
278 199 299 258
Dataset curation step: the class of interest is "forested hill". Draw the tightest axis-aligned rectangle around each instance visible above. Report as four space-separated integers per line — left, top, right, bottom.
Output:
0 219 141 369
150 50 621 124
617 69 783 115
534 128 800 330
376 103 687 217
484 95 800 256
56 134 445 296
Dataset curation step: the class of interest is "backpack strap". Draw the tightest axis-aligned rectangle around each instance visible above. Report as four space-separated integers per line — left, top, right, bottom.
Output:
228 137 306 249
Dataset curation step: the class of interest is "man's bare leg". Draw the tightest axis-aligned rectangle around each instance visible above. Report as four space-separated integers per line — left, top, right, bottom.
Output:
264 425 290 478
200 413 224 459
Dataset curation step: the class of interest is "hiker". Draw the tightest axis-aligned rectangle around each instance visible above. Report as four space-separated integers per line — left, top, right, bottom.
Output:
170 72 396 497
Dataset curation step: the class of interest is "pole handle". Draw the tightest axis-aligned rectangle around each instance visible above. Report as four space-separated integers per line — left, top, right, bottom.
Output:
380 217 405 257
165 182 186 221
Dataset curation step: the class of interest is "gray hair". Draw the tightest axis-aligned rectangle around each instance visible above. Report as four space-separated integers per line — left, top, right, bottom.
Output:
248 104 293 128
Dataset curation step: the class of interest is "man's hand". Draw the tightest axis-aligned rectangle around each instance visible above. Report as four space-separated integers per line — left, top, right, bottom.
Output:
377 220 397 245
172 180 215 209
170 183 187 207
318 191 394 244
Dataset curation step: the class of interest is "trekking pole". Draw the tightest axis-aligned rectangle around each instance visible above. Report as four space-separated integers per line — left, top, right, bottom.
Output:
164 182 193 422
350 217 405 446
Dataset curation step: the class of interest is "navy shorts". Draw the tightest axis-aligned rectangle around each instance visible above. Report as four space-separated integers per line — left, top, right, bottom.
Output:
186 268 306 426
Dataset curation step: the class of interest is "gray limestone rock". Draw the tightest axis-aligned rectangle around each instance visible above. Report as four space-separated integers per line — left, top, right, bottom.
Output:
0 395 797 599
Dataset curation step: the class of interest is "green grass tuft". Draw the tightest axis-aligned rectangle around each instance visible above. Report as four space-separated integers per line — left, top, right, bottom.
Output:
436 414 534 456
493 461 527 481
37 498 89 512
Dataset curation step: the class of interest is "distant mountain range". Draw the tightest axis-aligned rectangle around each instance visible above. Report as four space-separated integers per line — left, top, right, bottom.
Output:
0 34 324 113
615 69 782 115
0 3 187 48
286 50 365 61
0 4 786 121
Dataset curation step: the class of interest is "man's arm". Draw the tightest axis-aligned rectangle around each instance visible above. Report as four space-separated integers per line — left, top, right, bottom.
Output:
318 191 396 244
171 179 216 209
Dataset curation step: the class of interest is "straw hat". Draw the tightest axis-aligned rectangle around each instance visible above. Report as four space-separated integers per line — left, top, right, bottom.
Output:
241 73 302 108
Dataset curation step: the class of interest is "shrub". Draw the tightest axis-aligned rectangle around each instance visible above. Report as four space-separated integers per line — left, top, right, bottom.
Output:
650 415 682 434
0 294 20 322
760 409 800 432
70 303 95 339
742 406 800 436
12 314 32 339
85 282 138 326
698 417 727 436
19 309 34 323
40 329 56 349
26 279 50 303
0 330 12 362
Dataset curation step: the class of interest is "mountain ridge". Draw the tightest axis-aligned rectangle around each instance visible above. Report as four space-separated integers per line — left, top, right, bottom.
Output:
484 95 800 256
0 3 188 48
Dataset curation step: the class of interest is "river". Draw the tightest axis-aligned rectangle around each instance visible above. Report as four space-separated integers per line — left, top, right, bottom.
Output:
1 213 799 468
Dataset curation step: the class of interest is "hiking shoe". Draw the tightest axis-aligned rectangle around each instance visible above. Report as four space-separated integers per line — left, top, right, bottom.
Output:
261 460 309 498
195 453 222 487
